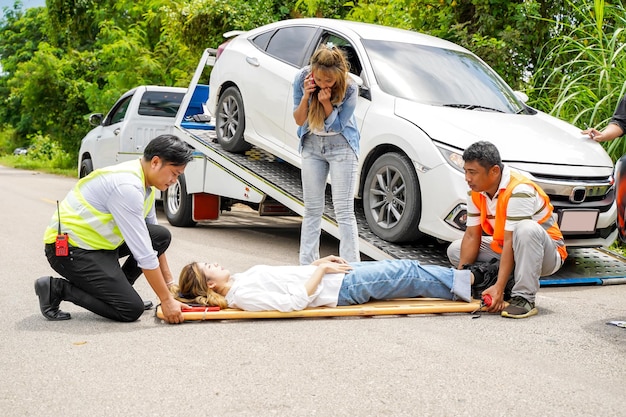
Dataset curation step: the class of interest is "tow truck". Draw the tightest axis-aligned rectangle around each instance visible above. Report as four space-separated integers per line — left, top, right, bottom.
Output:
167 49 626 286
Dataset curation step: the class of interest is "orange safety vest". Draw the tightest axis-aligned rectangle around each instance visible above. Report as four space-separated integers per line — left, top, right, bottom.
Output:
470 172 568 261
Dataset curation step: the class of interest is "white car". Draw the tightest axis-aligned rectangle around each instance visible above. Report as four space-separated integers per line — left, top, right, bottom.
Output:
207 18 617 247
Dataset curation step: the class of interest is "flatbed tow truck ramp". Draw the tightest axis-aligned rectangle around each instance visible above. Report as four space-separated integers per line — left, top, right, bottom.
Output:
175 122 626 287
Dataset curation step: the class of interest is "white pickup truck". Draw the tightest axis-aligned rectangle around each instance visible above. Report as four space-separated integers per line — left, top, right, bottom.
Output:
77 85 186 177
77 84 278 227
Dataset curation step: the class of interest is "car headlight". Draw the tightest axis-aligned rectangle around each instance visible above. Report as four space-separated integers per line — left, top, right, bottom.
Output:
437 146 464 173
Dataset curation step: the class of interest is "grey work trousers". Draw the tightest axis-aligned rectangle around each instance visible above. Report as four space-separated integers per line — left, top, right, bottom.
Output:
447 220 563 303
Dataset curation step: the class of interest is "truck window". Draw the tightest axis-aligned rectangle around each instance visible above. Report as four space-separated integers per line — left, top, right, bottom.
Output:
109 96 132 125
138 91 185 117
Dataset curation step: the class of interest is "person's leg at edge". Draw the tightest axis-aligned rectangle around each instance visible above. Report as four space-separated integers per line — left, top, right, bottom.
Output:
45 245 144 322
326 134 360 262
336 260 472 305
299 135 329 265
615 154 626 243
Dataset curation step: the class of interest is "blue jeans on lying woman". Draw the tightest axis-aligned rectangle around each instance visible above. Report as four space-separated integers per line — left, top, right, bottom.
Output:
337 259 472 305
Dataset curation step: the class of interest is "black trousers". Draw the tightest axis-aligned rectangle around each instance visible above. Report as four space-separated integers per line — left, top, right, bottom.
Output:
45 224 171 322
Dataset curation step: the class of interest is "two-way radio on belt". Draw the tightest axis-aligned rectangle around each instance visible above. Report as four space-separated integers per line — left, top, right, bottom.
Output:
54 200 69 257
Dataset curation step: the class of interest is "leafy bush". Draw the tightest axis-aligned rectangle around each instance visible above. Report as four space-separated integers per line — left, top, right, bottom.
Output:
22 132 75 170
529 0 626 161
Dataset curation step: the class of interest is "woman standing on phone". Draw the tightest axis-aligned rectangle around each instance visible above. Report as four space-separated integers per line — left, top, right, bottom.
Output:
293 44 360 265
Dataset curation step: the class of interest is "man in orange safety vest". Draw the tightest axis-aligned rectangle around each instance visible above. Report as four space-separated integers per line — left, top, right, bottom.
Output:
447 141 567 319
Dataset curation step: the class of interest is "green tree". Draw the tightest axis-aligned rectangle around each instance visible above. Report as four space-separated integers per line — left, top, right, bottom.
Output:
1 0 201 159
0 5 48 138
161 0 291 55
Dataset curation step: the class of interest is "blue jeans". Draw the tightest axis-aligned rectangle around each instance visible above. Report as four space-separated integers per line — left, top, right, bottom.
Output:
337 260 471 305
300 133 360 265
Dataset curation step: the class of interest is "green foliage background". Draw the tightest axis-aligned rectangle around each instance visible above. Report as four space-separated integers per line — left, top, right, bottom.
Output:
0 0 625 170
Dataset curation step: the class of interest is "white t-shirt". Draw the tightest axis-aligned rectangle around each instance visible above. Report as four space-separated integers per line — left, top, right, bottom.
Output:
225 265 345 312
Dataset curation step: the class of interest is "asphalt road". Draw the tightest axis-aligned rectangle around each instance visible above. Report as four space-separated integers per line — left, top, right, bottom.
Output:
1 164 625 417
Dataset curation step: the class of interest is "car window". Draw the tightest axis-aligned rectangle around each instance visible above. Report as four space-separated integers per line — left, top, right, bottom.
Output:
319 33 363 77
107 95 132 125
138 91 185 117
362 39 524 114
251 30 273 51
264 26 317 67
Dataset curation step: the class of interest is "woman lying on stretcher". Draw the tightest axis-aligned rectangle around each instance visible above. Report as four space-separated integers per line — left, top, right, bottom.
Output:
171 255 499 312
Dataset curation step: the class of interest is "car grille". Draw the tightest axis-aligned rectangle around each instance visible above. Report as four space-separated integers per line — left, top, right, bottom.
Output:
522 172 614 212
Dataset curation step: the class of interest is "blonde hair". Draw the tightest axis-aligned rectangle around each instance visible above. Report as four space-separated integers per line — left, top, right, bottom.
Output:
308 45 350 131
170 262 228 308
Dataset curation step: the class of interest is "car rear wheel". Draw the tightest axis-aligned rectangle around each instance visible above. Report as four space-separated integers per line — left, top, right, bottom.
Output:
163 174 196 227
216 86 251 153
363 152 422 242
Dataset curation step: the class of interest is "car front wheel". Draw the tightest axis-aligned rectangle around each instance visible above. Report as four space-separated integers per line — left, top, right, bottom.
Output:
363 152 422 242
216 86 251 153
79 158 93 178
163 174 196 227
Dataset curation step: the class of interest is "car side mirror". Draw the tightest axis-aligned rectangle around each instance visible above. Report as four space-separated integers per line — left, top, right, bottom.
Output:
348 72 363 86
88 113 104 127
514 91 529 103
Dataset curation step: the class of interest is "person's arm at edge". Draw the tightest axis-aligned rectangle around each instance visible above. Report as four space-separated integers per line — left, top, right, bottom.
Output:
582 123 624 142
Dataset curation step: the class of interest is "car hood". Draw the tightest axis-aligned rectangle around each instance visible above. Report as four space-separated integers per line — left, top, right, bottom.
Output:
394 98 614 168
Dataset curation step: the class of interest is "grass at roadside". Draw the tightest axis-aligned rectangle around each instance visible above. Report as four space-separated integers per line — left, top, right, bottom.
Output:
0 155 76 177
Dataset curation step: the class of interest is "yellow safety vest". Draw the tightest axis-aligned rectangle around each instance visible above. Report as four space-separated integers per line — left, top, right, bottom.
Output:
44 160 155 250
470 171 568 261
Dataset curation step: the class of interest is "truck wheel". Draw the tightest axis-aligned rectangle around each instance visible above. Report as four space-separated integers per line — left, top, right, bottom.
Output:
163 174 196 227
215 86 251 153
79 158 93 178
363 152 422 242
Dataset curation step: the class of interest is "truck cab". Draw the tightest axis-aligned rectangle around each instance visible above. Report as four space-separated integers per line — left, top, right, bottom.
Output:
77 85 186 177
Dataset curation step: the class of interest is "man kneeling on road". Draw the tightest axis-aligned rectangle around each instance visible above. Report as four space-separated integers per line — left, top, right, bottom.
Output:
35 134 193 324
447 141 568 318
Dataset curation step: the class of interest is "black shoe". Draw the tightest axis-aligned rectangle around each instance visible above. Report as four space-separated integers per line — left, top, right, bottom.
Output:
464 259 515 300
463 259 500 300
34 276 71 321
143 300 153 310
501 296 538 318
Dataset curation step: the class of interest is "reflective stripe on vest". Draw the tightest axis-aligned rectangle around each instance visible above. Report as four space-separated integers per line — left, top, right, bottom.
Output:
470 171 568 261
44 160 155 249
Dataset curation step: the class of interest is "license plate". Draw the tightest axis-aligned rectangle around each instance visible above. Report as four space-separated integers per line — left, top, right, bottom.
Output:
558 210 599 234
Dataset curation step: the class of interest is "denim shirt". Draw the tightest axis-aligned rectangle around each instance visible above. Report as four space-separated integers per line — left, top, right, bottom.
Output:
292 66 360 156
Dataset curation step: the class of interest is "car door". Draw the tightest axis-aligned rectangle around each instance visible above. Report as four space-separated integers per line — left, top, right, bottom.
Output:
242 26 319 163
92 94 133 169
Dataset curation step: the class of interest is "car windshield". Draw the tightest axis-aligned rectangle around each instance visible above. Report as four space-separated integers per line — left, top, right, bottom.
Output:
362 39 524 114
